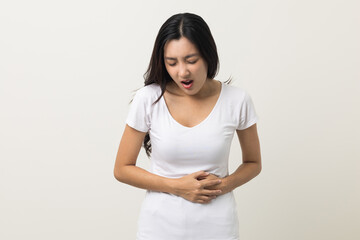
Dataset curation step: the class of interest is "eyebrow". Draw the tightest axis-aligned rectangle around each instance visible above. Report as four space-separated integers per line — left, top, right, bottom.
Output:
164 53 199 60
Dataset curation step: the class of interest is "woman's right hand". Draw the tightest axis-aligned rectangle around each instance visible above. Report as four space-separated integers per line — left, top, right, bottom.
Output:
171 171 222 204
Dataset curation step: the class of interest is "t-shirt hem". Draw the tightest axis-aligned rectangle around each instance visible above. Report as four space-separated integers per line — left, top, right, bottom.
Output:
236 117 258 130
126 121 149 133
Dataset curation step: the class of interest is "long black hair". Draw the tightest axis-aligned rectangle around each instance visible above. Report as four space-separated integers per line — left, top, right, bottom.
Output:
143 13 220 157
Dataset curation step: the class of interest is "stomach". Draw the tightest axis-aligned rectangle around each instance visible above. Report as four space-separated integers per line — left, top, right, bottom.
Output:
137 191 239 239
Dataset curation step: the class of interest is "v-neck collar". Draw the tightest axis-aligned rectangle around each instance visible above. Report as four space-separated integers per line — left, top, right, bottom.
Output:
161 81 224 129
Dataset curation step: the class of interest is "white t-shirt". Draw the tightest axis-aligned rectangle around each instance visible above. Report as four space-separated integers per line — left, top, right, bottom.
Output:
126 81 258 240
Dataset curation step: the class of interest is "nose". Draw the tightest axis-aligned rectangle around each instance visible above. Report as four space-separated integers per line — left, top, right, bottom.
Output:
178 62 190 78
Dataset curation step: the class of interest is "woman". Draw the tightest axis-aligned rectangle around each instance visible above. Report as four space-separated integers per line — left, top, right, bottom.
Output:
114 13 262 240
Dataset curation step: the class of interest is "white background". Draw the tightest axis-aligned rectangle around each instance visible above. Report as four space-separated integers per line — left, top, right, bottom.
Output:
1 0 359 239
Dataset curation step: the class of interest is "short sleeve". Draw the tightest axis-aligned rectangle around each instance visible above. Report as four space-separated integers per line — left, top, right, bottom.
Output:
237 92 258 130
126 89 151 132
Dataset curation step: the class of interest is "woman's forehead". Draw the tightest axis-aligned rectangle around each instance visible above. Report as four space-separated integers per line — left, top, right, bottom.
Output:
164 37 199 58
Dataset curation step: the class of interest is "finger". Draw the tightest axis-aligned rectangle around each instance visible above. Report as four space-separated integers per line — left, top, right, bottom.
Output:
192 170 209 179
197 176 206 180
201 179 222 188
197 196 213 202
198 200 211 204
198 173 218 180
197 196 214 204
201 189 222 196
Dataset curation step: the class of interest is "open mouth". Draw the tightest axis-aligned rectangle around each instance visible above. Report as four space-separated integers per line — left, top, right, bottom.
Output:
181 80 193 85
181 80 193 89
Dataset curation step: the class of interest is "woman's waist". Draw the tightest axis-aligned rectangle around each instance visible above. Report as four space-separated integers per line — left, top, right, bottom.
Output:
151 166 229 179
145 190 236 207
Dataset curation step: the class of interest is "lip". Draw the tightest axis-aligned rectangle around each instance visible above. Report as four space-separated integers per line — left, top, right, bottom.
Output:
181 80 193 89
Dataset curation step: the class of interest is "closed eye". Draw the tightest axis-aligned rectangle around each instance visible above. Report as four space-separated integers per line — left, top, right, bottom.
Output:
187 58 199 64
166 59 198 66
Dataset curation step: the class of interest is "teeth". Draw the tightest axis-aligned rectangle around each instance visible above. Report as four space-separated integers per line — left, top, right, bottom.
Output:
181 80 192 85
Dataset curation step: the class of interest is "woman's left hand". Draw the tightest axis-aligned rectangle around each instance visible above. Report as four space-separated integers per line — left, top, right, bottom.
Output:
198 174 231 195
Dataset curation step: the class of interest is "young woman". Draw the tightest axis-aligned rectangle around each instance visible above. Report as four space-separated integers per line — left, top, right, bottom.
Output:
114 13 262 240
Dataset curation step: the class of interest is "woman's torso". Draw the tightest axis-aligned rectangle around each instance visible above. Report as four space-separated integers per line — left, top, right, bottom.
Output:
133 81 252 239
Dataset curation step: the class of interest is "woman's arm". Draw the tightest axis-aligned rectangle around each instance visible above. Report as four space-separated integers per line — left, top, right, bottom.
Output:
114 125 222 203
204 124 262 194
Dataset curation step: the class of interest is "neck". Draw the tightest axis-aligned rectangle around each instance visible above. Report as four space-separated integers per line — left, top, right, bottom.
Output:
167 79 220 99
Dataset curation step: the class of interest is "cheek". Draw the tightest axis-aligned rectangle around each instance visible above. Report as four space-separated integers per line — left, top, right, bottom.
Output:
165 66 175 77
193 65 207 77
170 70 178 79
193 61 207 74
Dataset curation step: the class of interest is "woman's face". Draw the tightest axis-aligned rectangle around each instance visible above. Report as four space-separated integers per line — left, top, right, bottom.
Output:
164 37 209 96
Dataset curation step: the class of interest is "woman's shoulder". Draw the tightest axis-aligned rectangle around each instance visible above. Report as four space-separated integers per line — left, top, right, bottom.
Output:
136 83 161 94
222 82 249 101
133 83 162 103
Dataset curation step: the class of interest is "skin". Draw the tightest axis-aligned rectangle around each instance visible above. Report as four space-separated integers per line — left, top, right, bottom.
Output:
163 37 210 99
114 37 262 204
